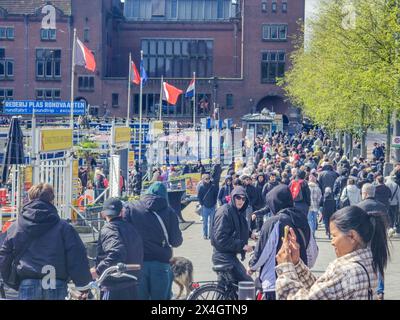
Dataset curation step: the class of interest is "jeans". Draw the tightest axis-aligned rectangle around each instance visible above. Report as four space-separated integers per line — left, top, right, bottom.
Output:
201 206 216 238
307 211 318 236
138 261 174 300
377 273 384 295
389 205 399 230
18 279 67 300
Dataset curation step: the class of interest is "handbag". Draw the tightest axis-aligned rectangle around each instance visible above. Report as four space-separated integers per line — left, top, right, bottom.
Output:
5 238 33 291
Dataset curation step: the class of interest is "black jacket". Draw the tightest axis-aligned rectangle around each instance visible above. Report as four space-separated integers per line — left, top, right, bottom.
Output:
197 182 219 208
211 164 222 187
96 217 143 290
321 191 336 218
0 199 91 287
357 197 388 215
318 166 339 194
333 175 348 199
211 187 250 262
262 181 280 202
374 184 392 211
245 184 259 208
124 195 183 264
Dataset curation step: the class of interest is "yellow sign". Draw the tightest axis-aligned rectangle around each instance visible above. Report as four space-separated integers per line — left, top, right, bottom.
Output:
40 129 73 152
114 127 131 144
183 173 201 196
153 121 164 136
128 151 135 170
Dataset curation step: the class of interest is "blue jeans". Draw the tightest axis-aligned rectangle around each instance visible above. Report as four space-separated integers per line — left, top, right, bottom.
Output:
308 211 318 236
138 261 174 300
201 206 216 238
18 279 67 300
377 273 384 295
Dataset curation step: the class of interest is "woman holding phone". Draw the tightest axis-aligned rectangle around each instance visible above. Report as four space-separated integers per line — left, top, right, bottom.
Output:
275 206 390 300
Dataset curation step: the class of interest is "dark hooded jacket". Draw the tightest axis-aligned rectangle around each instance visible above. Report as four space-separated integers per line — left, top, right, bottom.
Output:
249 185 311 271
0 199 91 287
124 194 183 263
96 217 143 290
211 187 250 263
318 165 339 195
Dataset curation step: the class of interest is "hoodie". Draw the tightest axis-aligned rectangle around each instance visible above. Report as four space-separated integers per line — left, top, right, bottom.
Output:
341 184 361 205
0 199 91 287
124 194 183 263
211 187 250 262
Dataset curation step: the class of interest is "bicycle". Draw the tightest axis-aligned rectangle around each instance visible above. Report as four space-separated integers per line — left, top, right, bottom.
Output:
187 264 264 300
66 263 141 300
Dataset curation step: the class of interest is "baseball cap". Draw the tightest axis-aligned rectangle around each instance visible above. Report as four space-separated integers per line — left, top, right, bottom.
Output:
102 197 123 216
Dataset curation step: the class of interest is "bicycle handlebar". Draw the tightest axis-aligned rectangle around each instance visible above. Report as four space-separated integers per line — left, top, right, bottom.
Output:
73 263 141 292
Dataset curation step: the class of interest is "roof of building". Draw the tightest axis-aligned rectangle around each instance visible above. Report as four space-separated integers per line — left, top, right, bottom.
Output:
242 108 276 122
0 0 72 16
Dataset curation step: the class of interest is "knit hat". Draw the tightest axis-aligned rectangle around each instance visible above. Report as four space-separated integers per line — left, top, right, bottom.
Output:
146 181 169 203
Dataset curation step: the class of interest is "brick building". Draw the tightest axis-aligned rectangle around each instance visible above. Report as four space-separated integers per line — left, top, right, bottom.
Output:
0 0 305 127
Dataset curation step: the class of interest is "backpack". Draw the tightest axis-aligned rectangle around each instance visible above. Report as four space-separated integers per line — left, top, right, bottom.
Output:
290 179 304 202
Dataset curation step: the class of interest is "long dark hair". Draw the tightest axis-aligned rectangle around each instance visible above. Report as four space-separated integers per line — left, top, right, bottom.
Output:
330 206 389 277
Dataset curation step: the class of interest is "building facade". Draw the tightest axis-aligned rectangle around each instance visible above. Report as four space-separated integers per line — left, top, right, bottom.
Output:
0 0 305 127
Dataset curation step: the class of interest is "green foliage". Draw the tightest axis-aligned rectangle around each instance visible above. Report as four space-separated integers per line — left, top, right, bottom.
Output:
280 0 400 132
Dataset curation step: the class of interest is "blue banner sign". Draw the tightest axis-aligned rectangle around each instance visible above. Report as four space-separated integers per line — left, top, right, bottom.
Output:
4 100 86 115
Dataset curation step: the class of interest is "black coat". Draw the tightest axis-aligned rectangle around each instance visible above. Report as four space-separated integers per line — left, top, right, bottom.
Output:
318 166 339 194
245 184 259 208
357 198 388 215
0 200 91 287
262 181 280 202
333 175 348 199
197 182 219 208
124 195 183 264
211 187 250 263
96 217 143 290
374 184 392 211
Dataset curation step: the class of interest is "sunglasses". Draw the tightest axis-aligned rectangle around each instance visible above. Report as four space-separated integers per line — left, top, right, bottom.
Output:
234 196 246 201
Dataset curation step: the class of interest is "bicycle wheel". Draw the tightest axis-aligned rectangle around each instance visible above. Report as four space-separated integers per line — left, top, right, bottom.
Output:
187 284 227 300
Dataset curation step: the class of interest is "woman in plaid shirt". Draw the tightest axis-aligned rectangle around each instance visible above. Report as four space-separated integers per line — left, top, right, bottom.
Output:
275 206 389 300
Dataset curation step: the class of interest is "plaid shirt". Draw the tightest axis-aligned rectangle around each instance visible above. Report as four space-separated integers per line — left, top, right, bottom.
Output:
275 248 377 300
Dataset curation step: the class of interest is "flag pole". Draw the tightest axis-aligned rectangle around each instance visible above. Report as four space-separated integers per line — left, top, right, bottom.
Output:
159 75 164 121
70 28 76 129
126 53 132 127
193 72 196 130
138 50 144 165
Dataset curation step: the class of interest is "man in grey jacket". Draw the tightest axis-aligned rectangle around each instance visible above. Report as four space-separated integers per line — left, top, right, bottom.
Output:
385 175 400 235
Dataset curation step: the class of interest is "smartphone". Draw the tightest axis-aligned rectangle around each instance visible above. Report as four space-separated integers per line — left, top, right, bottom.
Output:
283 225 290 242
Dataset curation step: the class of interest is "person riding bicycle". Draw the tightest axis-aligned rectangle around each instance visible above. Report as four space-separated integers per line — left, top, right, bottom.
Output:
248 184 318 300
92 198 143 300
211 186 253 284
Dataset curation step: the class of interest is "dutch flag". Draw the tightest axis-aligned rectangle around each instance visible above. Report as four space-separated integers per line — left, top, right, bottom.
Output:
185 77 195 98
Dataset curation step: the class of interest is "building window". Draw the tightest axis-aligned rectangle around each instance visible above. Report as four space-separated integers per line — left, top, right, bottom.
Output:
40 29 56 41
125 0 233 21
0 59 14 80
35 89 61 101
36 49 61 80
78 75 95 91
282 0 287 13
0 27 14 40
226 94 233 109
142 39 213 77
261 0 267 13
0 88 14 101
112 93 119 107
261 51 285 83
271 0 277 13
262 24 287 41
84 28 90 42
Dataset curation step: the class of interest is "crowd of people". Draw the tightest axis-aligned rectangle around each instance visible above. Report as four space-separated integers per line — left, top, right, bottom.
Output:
0 125 395 300
197 128 393 300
